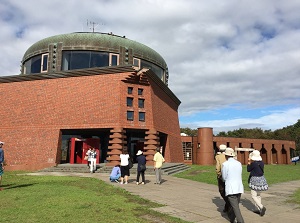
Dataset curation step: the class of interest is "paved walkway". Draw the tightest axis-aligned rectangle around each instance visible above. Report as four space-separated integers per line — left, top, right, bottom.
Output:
29 172 300 223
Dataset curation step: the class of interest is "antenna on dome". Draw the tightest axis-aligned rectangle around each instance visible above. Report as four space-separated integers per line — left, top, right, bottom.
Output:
87 19 104 32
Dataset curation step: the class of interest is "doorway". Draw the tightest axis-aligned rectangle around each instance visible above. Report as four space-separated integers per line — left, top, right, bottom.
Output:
69 138 100 164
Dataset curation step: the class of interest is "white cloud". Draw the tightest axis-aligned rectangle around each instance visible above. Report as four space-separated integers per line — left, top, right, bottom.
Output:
1 0 300 132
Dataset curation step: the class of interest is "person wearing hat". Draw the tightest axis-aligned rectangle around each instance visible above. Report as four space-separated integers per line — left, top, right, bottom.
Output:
215 144 229 212
136 150 146 185
247 150 268 216
0 141 5 191
222 147 244 223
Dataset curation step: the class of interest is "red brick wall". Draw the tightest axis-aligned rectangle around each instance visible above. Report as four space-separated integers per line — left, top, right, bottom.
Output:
0 70 183 170
180 134 295 165
148 78 183 163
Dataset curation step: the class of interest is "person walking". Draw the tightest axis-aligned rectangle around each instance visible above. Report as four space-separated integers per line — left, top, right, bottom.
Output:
222 147 244 223
247 150 268 216
136 150 146 185
87 147 97 173
109 165 121 183
120 148 130 184
153 147 165 185
86 147 92 168
0 141 4 191
215 144 230 212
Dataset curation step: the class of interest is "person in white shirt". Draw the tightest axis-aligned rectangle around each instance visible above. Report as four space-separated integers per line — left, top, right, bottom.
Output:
87 147 97 173
120 148 130 184
222 147 244 223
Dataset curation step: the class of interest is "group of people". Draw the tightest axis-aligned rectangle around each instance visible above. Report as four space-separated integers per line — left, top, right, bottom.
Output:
109 146 165 185
86 147 97 173
216 144 268 223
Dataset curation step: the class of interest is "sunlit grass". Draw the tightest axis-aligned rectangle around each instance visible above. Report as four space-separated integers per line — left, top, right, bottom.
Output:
0 172 189 223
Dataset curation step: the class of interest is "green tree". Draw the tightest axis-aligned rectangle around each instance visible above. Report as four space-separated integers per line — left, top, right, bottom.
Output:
180 127 197 136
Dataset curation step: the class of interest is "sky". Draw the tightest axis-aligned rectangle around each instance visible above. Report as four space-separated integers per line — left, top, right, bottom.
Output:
1 0 300 134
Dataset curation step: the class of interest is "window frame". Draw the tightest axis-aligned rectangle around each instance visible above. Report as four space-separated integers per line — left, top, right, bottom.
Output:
128 87 133 94
109 53 119 66
41 53 49 73
138 98 145 108
138 112 145 122
133 58 141 68
138 88 144 96
127 111 134 121
127 97 133 107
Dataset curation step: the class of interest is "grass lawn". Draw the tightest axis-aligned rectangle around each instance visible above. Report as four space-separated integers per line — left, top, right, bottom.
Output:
174 164 300 205
0 171 188 223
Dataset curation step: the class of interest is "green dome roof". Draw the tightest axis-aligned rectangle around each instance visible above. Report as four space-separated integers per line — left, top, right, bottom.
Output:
22 32 167 68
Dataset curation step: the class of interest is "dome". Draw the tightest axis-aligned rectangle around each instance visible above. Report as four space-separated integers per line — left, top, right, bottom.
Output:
21 32 169 84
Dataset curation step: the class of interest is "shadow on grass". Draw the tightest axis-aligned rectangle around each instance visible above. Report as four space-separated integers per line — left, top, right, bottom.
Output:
2 183 36 190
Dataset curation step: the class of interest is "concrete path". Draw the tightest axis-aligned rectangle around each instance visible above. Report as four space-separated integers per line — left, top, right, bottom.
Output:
28 172 300 223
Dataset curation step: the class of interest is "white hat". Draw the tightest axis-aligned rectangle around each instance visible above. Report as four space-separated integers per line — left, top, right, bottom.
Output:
224 147 236 157
0 141 4 145
219 144 226 151
136 150 143 156
250 150 262 161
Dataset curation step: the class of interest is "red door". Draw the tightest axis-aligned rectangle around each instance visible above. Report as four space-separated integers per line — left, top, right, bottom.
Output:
70 138 100 164
83 138 100 164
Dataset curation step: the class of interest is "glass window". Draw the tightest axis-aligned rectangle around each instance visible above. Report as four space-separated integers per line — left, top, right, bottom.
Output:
41 53 48 72
23 54 43 74
138 99 144 108
141 60 164 81
62 51 109 70
138 88 143 95
110 54 119 66
139 112 145 121
133 58 140 68
127 111 134 121
127 97 133 107
128 87 133 94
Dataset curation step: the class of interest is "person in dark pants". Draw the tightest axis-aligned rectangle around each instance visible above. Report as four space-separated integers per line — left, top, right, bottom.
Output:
222 147 244 223
136 150 146 185
215 144 230 212
0 141 4 191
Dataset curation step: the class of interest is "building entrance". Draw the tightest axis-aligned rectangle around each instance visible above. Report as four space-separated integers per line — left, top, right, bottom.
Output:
69 138 100 164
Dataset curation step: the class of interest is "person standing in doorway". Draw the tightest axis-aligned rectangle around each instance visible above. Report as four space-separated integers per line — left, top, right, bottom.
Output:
153 147 165 185
247 150 268 216
87 147 97 173
0 141 5 191
215 144 230 212
222 147 244 223
86 147 92 168
120 148 130 184
136 150 146 185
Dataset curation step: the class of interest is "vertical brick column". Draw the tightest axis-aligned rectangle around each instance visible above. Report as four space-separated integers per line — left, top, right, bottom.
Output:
197 127 214 165
144 129 159 165
107 128 127 166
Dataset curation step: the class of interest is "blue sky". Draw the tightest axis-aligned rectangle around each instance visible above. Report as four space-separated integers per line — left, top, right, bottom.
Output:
0 0 300 134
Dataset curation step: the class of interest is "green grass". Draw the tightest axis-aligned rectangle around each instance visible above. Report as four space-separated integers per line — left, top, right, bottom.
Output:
0 171 189 223
174 164 300 205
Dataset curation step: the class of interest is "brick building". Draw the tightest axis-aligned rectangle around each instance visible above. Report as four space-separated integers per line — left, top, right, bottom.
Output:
181 127 296 165
0 32 183 171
